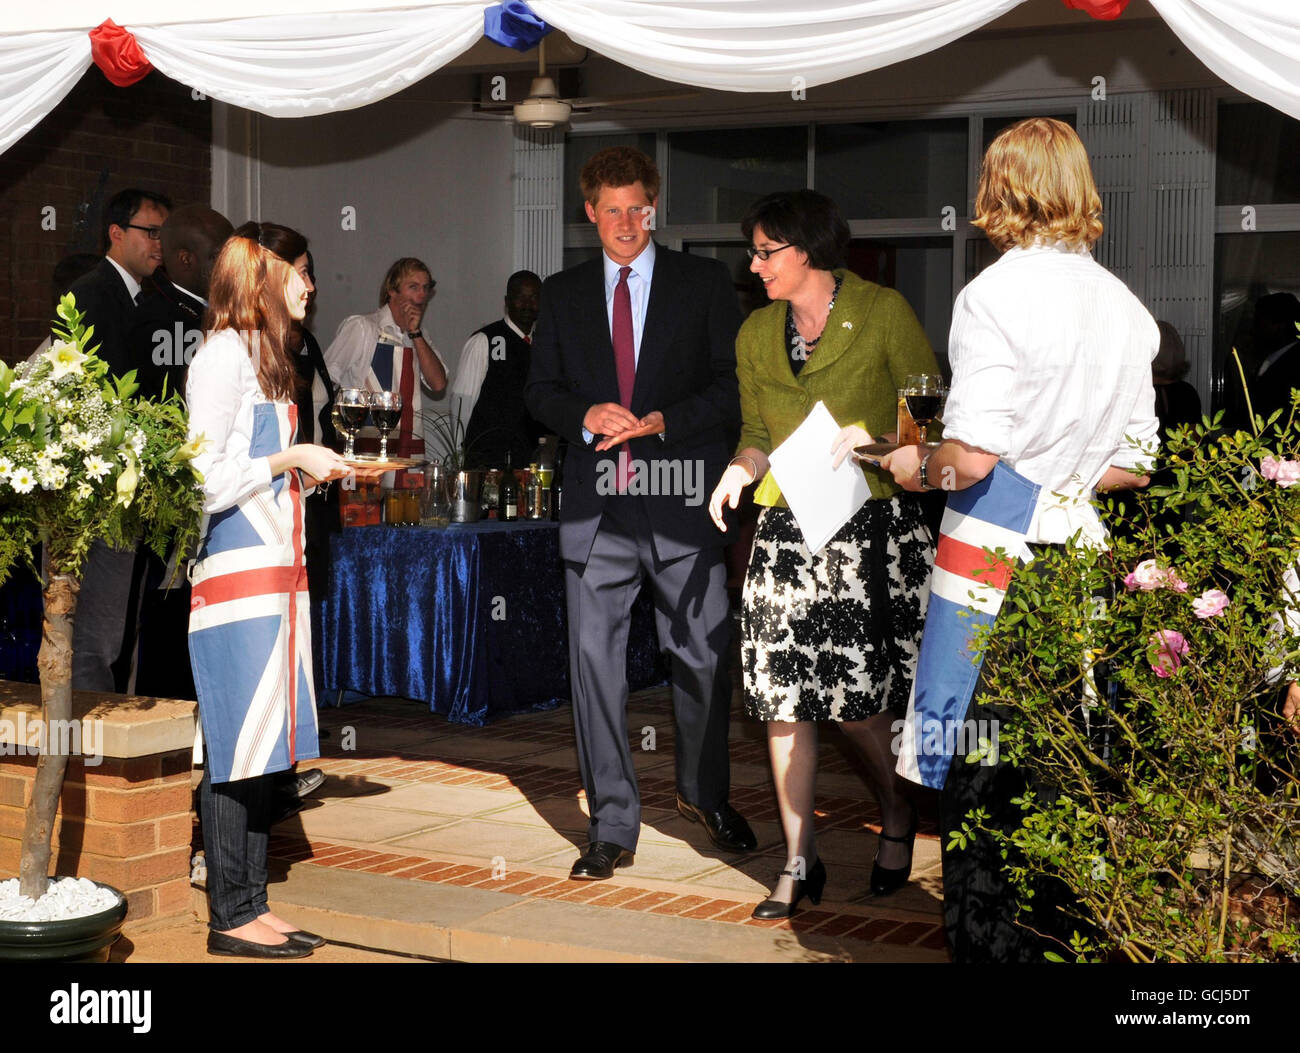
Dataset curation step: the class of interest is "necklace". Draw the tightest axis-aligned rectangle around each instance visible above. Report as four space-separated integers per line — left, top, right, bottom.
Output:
787 274 843 360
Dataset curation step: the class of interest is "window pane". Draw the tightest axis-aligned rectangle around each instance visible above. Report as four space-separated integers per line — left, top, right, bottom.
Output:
1212 231 1300 411
563 133 657 223
667 126 807 226
817 120 967 220
848 238 954 372
1216 102 1300 205
682 241 766 318
982 113 1074 154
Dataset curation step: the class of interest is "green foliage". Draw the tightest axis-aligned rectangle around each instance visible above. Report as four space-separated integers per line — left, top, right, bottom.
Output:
973 392 1300 963
0 295 205 586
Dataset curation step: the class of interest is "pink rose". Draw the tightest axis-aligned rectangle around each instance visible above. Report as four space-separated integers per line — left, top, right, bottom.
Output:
1261 456 1300 488
1125 559 1166 591
1192 588 1229 619
1150 629 1189 678
1166 569 1190 594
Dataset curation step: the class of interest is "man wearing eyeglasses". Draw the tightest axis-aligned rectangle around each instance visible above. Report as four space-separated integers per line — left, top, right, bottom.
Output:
63 187 172 694
65 188 172 383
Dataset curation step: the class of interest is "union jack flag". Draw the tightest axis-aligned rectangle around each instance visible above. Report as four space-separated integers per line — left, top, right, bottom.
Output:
896 461 1040 789
188 403 319 784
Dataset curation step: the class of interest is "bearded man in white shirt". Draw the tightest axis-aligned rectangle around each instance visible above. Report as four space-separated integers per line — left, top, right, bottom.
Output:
879 117 1160 963
323 257 449 457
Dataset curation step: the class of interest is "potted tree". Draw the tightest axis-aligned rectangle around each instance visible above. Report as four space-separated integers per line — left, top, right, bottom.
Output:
965 379 1300 962
0 296 204 960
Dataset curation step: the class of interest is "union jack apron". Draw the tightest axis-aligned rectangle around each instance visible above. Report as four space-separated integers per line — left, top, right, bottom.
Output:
895 462 1040 789
188 402 319 784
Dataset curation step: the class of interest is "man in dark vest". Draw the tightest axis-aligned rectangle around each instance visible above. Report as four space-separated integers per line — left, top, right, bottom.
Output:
451 271 544 467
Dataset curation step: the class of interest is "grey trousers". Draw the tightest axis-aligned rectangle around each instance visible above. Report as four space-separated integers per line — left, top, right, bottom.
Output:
71 538 138 692
564 498 732 852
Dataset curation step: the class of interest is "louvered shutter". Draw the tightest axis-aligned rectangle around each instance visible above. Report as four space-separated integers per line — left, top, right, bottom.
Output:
513 127 562 279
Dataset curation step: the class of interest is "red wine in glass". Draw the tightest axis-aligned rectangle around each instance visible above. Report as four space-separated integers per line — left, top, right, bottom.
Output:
903 374 946 438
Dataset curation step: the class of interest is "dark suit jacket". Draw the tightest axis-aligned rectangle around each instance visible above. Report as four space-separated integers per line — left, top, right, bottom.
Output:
66 258 137 380
1253 341 1300 432
526 245 742 565
126 270 205 402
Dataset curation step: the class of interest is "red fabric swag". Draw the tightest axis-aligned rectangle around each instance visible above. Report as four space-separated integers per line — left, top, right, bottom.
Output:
1061 0 1130 19
89 19 154 87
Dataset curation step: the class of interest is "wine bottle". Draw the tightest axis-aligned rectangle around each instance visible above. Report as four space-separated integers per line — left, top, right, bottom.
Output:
500 452 519 522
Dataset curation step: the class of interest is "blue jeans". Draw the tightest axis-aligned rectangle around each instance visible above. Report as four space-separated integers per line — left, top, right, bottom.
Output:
198 761 273 931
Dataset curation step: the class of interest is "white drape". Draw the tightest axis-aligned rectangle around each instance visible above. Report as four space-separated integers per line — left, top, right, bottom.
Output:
2 1 1300 158
1148 0 1300 123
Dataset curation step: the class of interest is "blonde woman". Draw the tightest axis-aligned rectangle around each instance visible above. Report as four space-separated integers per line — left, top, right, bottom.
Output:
881 118 1159 961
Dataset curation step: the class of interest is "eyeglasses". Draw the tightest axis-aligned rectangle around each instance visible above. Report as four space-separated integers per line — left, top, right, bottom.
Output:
124 223 163 241
746 244 795 261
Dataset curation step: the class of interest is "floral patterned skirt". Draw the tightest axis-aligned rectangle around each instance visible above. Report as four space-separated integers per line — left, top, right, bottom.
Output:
742 496 934 723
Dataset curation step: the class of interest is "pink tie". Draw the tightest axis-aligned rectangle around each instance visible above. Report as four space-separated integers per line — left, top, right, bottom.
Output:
612 266 636 492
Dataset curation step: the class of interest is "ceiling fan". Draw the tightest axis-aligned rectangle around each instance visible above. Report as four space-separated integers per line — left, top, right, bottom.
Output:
501 37 700 129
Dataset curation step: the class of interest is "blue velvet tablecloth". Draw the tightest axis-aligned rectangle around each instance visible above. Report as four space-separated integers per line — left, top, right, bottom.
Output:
318 520 665 725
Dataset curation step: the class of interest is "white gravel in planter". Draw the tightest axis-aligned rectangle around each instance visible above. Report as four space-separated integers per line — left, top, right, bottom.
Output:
0 877 119 922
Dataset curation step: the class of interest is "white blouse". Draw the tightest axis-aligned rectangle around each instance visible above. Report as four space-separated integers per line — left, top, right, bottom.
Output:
186 328 277 515
942 242 1161 545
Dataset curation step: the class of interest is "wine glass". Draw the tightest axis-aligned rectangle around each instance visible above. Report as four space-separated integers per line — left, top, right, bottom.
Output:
335 387 369 460
369 390 401 462
903 374 947 442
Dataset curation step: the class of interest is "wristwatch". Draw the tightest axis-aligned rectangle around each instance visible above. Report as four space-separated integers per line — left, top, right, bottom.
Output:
407 329 423 341
917 450 935 491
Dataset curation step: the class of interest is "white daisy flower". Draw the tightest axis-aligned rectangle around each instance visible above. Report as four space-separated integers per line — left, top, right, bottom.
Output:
128 429 146 455
83 454 112 481
71 432 97 452
9 467 37 494
45 442 65 460
74 481 93 501
38 464 69 490
0 456 12 476
55 398 73 414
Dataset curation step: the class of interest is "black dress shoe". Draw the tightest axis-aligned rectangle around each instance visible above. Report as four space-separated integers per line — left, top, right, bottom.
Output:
751 857 827 920
295 768 326 799
676 795 758 852
569 842 634 880
870 805 918 896
285 929 326 949
207 930 313 959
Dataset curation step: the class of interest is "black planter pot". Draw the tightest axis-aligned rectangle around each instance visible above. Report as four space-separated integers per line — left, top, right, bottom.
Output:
0 881 128 962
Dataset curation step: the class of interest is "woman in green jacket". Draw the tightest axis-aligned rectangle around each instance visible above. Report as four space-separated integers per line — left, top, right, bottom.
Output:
708 190 937 918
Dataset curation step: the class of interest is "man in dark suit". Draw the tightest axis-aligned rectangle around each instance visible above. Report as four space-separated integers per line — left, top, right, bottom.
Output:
66 187 171 692
127 203 232 401
1248 292 1300 432
526 147 755 880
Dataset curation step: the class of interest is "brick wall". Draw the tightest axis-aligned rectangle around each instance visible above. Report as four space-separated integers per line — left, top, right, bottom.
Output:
0 750 195 921
0 68 212 365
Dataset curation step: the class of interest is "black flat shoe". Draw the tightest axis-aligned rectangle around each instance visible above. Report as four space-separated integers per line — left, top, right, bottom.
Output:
676 795 758 852
569 841 634 880
207 930 313 959
870 805 918 896
751 857 827 920
285 929 327 949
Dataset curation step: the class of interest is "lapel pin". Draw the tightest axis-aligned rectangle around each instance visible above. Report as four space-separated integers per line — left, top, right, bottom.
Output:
842 321 853 330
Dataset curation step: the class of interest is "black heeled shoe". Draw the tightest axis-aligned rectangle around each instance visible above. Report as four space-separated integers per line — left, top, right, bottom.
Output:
751 857 827 919
870 804 918 896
